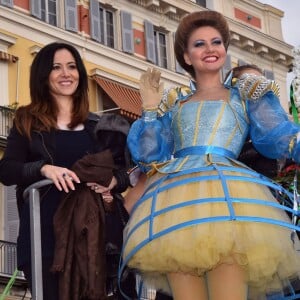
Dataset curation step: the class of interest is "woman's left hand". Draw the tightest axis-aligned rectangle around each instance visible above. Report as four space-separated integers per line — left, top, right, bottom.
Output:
87 176 117 203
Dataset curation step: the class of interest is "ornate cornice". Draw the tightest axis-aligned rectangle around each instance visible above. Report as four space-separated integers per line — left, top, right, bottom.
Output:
128 0 294 69
229 30 293 69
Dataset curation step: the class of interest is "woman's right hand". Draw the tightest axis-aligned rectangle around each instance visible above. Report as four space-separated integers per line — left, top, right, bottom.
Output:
40 164 80 193
139 67 164 109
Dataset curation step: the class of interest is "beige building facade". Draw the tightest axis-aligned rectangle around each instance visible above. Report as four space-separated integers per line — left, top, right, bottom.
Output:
0 0 294 298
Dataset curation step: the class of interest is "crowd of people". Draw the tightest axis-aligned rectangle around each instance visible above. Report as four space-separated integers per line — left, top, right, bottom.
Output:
1 8 300 300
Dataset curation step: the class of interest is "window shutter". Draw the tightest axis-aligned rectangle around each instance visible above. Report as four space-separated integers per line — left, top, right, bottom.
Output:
263 70 275 80
175 59 185 74
30 0 41 19
222 54 232 81
4 185 19 275
0 0 13 8
121 11 134 54
4 185 19 243
196 0 207 7
65 0 78 32
89 0 101 42
4 241 17 275
144 20 156 63
173 32 185 74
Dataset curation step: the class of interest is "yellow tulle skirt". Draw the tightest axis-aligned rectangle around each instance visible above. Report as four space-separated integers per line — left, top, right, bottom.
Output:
122 168 300 298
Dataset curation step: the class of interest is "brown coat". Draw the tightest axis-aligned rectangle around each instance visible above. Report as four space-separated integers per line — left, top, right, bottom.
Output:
51 150 115 300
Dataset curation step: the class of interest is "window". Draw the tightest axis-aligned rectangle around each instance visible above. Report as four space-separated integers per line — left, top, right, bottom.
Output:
100 7 114 47
31 0 57 26
41 0 57 26
0 33 17 107
196 0 207 7
90 0 116 48
238 59 247 66
263 70 275 80
144 21 168 68
30 0 77 32
0 0 13 8
154 30 167 68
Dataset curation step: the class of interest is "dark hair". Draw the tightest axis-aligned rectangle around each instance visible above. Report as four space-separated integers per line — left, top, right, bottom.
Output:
14 42 89 138
174 10 230 79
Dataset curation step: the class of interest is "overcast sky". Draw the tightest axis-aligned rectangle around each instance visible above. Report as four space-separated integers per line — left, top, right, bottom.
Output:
259 0 300 48
258 0 300 86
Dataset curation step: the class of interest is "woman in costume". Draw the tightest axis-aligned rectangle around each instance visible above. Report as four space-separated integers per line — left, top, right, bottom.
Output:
122 10 300 300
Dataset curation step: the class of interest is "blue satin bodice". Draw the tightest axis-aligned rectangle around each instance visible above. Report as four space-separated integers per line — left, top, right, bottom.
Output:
150 89 249 173
127 85 300 174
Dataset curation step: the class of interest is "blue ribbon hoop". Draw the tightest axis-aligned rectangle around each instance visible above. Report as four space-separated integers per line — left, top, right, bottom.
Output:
119 164 300 300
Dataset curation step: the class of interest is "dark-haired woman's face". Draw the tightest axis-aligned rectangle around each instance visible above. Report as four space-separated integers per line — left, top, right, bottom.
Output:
48 49 79 100
183 26 226 75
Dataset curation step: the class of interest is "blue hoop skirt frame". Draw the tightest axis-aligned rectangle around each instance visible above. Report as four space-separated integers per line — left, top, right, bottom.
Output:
119 82 300 299
120 165 300 300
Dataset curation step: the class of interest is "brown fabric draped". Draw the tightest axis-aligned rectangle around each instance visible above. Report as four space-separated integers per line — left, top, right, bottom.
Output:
51 150 115 300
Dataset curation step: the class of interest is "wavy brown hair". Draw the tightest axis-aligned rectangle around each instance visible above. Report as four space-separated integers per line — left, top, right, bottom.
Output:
174 10 230 79
14 42 89 138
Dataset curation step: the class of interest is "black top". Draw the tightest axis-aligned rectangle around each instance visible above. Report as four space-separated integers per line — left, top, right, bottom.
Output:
0 112 131 270
18 129 94 267
55 129 94 168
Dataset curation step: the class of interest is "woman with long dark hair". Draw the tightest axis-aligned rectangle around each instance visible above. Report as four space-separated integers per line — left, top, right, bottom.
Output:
0 42 133 299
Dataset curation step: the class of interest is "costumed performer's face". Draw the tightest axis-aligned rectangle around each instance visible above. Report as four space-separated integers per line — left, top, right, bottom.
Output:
183 26 227 76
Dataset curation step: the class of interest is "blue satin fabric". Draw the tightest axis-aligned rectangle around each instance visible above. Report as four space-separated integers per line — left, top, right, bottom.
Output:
127 86 300 174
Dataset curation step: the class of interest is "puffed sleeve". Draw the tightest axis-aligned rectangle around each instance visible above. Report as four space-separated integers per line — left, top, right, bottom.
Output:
127 111 174 172
246 91 300 163
127 86 194 172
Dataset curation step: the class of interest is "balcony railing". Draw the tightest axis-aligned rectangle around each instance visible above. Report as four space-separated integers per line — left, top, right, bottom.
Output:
0 240 25 281
0 105 14 139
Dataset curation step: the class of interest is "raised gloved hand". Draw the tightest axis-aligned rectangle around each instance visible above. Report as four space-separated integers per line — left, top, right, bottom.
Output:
139 67 164 109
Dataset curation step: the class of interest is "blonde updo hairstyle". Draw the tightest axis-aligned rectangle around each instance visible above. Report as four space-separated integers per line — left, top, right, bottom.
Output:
174 10 230 79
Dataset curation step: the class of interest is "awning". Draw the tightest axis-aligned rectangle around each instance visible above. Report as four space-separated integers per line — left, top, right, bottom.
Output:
93 76 142 119
0 51 18 63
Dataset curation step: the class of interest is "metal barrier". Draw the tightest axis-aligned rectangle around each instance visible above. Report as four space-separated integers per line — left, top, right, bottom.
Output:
22 179 156 300
23 179 53 300
22 177 300 300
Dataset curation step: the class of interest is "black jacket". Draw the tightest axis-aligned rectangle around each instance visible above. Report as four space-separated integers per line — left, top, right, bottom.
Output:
0 112 131 215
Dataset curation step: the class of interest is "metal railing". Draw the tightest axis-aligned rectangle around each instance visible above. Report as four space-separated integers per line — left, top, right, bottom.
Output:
22 179 159 300
0 106 14 139
23 179 53 300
